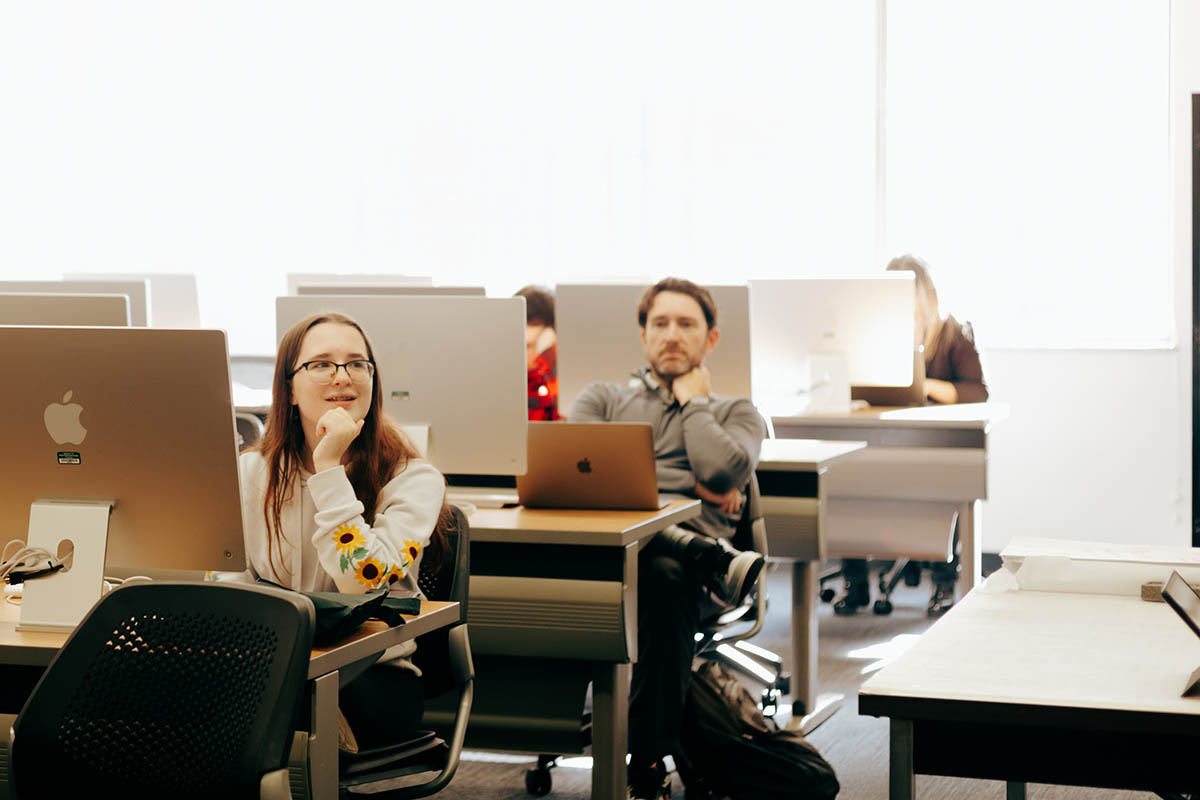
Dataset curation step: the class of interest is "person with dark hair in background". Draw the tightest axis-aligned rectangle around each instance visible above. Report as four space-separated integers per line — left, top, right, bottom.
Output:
571 277 766 799
837 255 989 617
515 285 561 420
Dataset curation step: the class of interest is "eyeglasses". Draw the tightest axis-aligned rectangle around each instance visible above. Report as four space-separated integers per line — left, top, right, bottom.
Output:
290 359 376 385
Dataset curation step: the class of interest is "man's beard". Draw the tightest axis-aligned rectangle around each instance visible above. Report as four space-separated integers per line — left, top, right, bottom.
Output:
651 352 696 380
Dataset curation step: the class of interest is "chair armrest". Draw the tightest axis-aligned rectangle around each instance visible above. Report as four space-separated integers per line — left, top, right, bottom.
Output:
449 624 474 688
260 767 293 800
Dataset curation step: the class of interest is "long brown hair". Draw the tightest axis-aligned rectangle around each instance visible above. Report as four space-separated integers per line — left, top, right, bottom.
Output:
887 254 943 353
255 312 450 583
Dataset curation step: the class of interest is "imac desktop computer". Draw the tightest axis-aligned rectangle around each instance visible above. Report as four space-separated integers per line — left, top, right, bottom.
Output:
2 326 245 630
65 272 202 328
749 275 916 414
0 293 130 326
295 284 485 297
0 280 150 326
285 273 432 295
276 294 527 479
555 283 752 414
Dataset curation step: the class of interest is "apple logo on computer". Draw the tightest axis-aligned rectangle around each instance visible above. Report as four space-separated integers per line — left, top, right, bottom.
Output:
44 391 87 445
577 457 592 474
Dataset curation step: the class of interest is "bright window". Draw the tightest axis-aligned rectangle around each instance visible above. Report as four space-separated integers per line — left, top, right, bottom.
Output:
0 3 1171 353
886 0 1172 348
0 2 875 355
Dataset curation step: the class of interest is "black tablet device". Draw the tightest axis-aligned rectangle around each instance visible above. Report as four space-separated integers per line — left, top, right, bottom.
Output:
1162 570 1200 640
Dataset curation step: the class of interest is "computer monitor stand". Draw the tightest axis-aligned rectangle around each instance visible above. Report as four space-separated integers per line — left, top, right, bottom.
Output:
807 353 850 413
18 499 112 632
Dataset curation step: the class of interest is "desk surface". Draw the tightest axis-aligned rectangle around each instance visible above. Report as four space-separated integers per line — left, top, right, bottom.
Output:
775 401 1009 432
0 596 458 673
758 438 866 471
859 589 1200 726
468 498 701 546
308 600 458 678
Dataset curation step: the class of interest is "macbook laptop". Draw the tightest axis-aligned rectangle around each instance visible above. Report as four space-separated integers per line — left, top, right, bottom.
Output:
516 422 664 510
851 348 927 407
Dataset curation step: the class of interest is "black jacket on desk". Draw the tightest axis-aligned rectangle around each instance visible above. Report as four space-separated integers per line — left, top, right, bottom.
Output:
570 367 765 541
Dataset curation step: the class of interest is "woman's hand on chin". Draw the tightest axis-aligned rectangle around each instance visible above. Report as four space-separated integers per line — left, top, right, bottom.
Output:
311 407 365 472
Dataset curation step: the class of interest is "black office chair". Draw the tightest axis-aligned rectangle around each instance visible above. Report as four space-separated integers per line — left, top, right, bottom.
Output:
10 581 314 800
695 473 790 714
335 505 474 799
235 411 266 451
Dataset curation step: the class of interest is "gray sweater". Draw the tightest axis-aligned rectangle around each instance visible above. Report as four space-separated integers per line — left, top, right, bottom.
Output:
570 368 766 540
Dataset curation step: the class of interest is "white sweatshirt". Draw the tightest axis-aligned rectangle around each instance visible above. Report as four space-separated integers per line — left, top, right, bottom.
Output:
233 450 446 667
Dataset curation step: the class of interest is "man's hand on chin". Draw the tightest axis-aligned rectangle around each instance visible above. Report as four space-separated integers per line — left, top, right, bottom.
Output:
672 365 712 405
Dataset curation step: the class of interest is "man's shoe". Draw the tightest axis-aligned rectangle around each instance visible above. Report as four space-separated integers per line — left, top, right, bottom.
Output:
715 541 765 606
628 761 672 800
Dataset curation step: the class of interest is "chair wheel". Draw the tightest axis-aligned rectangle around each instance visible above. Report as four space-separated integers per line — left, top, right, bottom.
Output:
873 599 893 615
525 766 552 796
833 598 860 615
819 588 836 603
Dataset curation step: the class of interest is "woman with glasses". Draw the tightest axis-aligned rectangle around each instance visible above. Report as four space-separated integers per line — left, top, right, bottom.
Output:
237 311 452 749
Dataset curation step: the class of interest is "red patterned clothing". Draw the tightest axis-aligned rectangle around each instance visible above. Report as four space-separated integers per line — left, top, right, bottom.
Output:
527 345 560 420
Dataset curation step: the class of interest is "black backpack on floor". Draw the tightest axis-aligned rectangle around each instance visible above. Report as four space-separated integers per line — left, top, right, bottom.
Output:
679 661 840 800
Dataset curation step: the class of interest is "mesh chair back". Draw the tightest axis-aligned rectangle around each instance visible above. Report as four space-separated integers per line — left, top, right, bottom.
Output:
412 505 470 698
728 472 764 555
415 505 469 610
11 582 314 800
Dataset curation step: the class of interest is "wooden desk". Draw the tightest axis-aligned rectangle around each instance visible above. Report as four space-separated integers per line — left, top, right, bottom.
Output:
859 589 1200 798
756 438 866 733
0 596 459 800
453 499 701 800
772 402 1009 594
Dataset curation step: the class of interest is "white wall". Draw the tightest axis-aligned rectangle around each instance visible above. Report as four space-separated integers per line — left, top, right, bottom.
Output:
979 0 1197 551
981 349 1188 549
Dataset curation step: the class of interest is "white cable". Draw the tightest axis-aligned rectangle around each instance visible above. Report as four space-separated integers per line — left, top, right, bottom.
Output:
1 538 59 583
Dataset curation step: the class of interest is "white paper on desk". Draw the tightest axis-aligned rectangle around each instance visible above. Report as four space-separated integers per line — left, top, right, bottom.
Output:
1003 536 1200 567
976 567 1020 594
1012 556 1200 597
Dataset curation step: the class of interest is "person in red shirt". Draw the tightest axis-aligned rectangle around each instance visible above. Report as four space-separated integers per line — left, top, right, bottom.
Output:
516 285 561 421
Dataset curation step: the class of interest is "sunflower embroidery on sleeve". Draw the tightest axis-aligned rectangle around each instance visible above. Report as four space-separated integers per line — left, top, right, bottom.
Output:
332 523 367 573
354 557 388 589
403 538 423 563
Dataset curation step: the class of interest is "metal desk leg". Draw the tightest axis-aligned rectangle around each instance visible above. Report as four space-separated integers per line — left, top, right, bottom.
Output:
785 560 843 735
890 718 914 800
959 500 981 594
309 671 340 800
592 662 630 800
1006 782 1027 800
